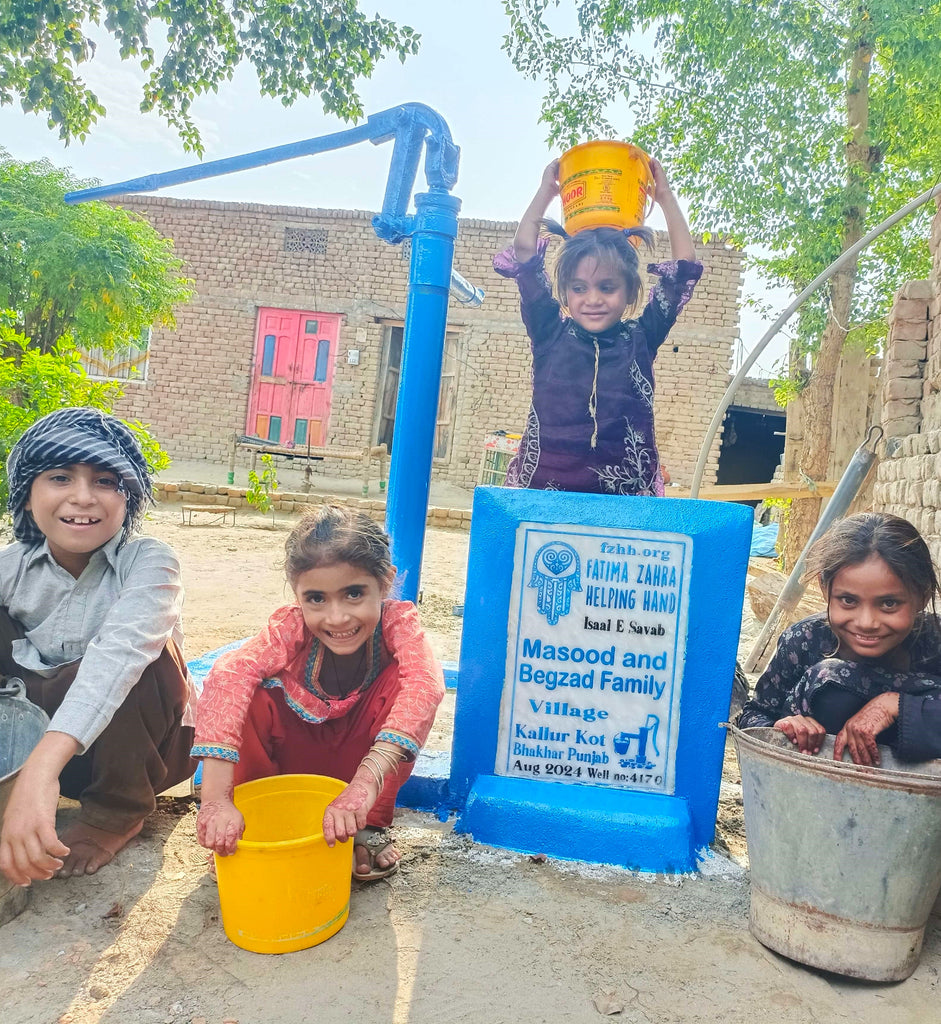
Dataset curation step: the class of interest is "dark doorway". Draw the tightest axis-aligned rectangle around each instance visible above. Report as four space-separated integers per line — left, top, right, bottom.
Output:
717 407 786 504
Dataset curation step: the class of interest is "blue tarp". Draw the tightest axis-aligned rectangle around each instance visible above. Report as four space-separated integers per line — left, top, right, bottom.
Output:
187 638 247 696
750 521 779 558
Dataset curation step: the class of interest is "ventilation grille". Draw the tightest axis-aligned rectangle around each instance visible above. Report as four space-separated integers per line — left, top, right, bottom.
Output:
401 237 411 261
284 227 328 255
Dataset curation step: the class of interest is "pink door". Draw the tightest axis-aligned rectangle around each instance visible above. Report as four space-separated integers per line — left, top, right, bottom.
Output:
247 309 339 446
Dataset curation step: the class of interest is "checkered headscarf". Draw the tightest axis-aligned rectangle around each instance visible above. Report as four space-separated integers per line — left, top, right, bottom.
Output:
7 407 154 545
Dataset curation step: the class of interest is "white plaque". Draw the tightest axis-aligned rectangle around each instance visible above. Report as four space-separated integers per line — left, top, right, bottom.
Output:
496 522 692 794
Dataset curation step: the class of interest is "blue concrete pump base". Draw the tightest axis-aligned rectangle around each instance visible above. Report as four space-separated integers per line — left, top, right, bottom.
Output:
397 748 452 816
457 774 695 873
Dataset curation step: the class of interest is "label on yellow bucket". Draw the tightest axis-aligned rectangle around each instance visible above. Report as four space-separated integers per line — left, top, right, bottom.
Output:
561 180 587 208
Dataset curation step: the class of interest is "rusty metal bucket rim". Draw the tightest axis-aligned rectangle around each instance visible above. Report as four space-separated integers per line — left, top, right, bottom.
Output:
727 722 941 793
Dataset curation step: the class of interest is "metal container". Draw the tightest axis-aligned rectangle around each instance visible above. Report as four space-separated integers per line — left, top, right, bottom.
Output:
0 678 48 927
0 677 49 822
731 724 941 981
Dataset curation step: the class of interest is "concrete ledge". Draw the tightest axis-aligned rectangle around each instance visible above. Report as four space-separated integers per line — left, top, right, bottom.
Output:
156 481 471 531
456 774 695 873
397 749 452 816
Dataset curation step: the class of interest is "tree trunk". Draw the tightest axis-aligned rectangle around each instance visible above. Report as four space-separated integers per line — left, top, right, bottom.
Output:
782 28 874 570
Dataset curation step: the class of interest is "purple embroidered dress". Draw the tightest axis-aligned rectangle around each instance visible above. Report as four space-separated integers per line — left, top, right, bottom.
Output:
494 238 703 495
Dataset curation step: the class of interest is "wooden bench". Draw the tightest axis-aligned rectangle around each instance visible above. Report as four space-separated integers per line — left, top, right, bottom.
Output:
181 504 236 526
230 436 389 497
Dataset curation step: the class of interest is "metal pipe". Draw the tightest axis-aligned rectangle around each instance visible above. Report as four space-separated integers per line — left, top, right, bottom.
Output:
386 189 461 600
63 103 481 595
227 433 237 485
690 181 941 498
63 123 379 204
449 269 485 306
64 103 461 206
742 426 883 674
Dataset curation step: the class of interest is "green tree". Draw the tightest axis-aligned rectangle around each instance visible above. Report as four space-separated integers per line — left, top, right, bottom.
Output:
0 151 185 510
504 0 941 562
0 314 169 512
0 0 420 154
0 149 192 353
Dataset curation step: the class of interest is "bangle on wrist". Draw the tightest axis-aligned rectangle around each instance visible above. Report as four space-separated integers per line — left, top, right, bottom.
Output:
359 755 386 791
369 744 404 773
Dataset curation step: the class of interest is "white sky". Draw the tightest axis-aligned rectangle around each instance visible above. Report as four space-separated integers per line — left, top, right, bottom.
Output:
0 0 791 375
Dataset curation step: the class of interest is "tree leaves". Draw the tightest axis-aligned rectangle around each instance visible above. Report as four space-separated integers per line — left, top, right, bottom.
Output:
0 149 193 354
0 315 168 509
0 0 421 153
503 0 941 356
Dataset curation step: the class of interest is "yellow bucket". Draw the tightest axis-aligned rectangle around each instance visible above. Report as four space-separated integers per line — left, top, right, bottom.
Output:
558 140 655 237
214 773 353 954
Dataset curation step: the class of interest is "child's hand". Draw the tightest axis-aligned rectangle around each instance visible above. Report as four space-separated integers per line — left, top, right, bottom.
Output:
539 159 560 198
196 798 245 856
649 158 673 201
0 772 68 886
322 774 378 847
833 691 900 766
648 156 695 259
773 713 826 755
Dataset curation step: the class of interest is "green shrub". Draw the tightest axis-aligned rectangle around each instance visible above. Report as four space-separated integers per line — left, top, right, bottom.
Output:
246 454 278 521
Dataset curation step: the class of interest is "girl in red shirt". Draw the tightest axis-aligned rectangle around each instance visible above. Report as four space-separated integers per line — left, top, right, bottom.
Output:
193 505 444 880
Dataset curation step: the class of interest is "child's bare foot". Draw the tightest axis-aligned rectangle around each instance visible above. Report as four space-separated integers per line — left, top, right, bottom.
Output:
54 820 143 877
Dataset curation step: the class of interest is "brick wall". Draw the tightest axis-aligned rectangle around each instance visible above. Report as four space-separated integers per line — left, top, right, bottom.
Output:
871 199 941 563
112 196 743 490
733 377 780 413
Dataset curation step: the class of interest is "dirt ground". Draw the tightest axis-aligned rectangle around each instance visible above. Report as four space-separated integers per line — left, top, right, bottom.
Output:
2 504 940 1024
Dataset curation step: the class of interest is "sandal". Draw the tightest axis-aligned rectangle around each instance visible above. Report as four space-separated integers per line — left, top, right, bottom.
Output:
353 826 399 881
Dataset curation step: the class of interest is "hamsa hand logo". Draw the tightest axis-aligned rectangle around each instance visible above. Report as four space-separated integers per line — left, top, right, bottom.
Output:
529 541 581 625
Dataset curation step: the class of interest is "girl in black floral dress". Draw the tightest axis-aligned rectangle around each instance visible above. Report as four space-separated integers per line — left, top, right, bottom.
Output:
739 513 941 766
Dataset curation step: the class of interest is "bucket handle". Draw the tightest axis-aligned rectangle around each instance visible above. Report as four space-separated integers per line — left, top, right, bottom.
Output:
0 676 27 700
636 148 656 221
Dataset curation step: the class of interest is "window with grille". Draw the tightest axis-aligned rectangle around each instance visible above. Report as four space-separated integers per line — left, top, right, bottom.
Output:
284 227 328 255
79 329 150 381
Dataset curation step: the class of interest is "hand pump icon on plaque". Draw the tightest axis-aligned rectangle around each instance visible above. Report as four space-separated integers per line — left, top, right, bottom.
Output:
613 714 660 770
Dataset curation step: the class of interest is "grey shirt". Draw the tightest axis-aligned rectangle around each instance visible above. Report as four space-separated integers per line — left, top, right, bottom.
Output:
0 530 191 751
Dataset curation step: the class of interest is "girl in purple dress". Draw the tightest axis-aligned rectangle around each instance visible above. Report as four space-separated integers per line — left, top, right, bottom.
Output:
494 158 702 495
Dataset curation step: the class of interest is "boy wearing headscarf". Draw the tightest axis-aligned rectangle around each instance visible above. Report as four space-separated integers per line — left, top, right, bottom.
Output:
0 408 195 885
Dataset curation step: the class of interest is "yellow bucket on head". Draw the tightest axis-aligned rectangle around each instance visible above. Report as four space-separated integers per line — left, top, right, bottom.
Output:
214 773 353 954
558 140 655 239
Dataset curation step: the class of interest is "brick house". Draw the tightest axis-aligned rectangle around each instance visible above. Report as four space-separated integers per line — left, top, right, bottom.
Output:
107 196 746 491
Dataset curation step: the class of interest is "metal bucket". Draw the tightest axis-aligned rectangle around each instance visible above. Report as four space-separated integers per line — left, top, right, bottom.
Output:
0 678 49 822
731 724 941 981
0 678 48 927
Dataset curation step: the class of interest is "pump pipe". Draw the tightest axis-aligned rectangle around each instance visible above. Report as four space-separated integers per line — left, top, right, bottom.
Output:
65 103 480 599
450 270 485 306
690 181 941 499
